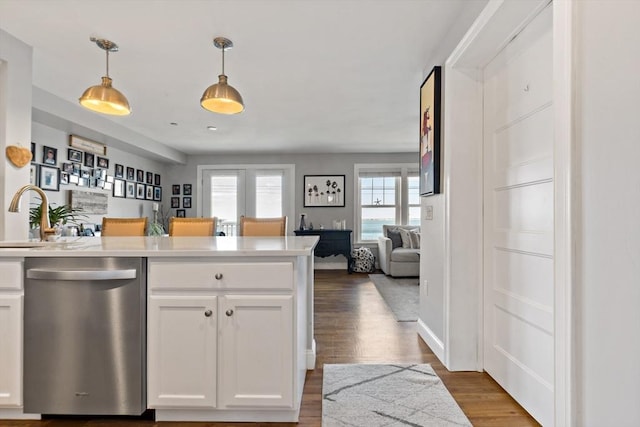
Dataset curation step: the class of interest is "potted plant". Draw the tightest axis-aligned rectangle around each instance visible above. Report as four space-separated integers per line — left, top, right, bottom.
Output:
29 203 87 230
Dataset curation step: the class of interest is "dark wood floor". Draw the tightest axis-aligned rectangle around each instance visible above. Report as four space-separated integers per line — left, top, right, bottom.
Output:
5 270 539 427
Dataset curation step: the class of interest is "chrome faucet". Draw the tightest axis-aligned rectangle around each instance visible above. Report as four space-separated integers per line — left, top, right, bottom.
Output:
8 185 56 242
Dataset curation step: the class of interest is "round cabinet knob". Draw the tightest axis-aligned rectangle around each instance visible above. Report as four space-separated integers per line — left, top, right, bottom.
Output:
214 273 223 280
225 309 234 317
204 310 213 317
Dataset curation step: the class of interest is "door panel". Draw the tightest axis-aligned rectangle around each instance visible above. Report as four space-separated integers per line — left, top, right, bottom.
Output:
483 5 553 426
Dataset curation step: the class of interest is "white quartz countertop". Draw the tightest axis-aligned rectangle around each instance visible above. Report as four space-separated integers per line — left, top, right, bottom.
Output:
0 236 319 258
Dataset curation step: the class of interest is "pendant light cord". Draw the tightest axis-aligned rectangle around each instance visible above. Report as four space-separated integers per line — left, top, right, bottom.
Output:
221 43 225 75
105 49 110 78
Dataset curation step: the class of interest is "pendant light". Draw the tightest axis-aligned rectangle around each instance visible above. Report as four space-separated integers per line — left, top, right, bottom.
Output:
200 37 244 114
79 37 131 116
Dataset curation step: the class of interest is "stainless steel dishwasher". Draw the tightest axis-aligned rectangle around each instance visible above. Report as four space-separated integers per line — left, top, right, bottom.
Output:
24 257 146 415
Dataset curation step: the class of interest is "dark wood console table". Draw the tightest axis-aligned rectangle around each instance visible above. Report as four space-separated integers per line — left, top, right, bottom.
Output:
294 229 353 273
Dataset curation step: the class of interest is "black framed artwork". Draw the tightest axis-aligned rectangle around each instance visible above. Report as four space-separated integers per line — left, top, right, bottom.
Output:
183 184 192 195
68 148 82 163
419 65 442 196
42 146 57 165
171 197 180 208
136 169 144 183
172 184 180 195
153 186 162 201
176 209 186 218
39 165 60 191
126 181 136 198
114 164 124 178
83 152 95 168
31 142 36 163
146 185 154 200
183 197 192 209
113 179 126 198
136 183 146 199
126 167 135 181
146 171 153 185
303 175 345 207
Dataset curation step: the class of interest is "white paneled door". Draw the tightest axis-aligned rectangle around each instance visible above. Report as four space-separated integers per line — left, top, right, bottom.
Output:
483 5 553 426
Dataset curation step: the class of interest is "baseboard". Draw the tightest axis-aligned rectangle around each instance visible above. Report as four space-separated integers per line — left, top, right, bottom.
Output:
0 409 41 420
417 318 446 367
306 339 316 369
314 261 347 270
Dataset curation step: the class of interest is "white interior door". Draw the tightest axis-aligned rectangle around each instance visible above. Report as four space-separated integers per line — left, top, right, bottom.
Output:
483 5 554 426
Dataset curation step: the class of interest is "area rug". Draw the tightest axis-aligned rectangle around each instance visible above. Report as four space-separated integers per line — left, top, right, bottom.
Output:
369 274 419 321
322 363 471 427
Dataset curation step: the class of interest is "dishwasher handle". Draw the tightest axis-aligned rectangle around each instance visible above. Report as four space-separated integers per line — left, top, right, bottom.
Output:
27 268 137 281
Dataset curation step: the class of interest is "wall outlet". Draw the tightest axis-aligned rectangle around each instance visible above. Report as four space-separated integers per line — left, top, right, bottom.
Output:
425 205 433 220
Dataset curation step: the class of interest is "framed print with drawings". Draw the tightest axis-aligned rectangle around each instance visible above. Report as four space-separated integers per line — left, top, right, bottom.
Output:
419 66 441 196
304 175 345 207
126 181 136 198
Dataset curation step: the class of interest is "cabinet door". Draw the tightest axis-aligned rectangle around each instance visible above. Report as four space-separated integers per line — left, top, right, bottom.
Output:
0 295 22 406
148 296 217 408
219 295 294 408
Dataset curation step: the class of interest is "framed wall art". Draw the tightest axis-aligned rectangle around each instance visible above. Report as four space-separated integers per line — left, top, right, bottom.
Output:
39 165 60 191
419 65 442 196
303 175 345 207
69 135 106 156
42 146 57 165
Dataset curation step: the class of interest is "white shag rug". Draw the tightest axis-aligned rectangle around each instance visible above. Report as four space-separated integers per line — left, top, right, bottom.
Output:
322 363 471 427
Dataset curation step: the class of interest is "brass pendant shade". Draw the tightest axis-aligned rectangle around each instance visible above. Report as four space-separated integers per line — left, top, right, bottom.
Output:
79 38 131 116
201 37 244 114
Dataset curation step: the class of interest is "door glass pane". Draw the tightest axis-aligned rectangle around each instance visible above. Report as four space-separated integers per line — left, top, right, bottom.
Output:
408 176 420 205
256 174 282 217
361 207 396 241
210 175 237 236
408 206 421 225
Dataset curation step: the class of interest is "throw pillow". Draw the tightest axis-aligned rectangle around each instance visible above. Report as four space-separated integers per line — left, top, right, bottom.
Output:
386 229 403 249
398 228 414 249
410 230 421 249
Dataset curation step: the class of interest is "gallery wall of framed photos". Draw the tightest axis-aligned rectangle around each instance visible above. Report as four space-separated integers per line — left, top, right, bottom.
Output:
30 123 167 224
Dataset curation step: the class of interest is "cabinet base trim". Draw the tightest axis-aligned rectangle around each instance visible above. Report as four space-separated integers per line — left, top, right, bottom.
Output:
0 409 41 420
155 408 300 422
306 338 317 369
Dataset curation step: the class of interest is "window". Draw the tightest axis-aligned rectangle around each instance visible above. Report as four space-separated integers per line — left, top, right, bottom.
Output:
355 164 419 242
198 165 294 236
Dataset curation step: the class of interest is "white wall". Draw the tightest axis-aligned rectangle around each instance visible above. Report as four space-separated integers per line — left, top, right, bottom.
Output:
30 122 167 230
0 29 32 240
574 1 640 425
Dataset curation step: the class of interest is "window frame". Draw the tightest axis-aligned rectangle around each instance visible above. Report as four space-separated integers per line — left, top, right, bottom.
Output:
354 163 419 244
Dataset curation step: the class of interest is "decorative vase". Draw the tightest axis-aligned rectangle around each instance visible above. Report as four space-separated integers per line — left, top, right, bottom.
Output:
299 214 307 231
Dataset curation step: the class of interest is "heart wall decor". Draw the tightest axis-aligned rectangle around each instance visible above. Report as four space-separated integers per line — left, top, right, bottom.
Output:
6 145 33 168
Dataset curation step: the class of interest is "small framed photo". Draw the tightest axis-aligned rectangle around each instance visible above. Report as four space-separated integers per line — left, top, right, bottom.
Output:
97 156 109 169
39 164 60 191
136 169 144 183
183 196 192 209
69 174 79 185
146 185 154 200
62 163 74 173
176 209 186 218
126 181 136 198
303 175 345 207
126 166 135 181
183 184 192 195
136 183 146 199
72 163 81 175
30 164 39 186
42 146 57 165
153 186 162 201
106 175 114 183
60 172 69 185
146 171 153 185
78 177 88 187
113 179 125 198
83 152 95 168
68 148 82 163
114 164 124 178
172 184 180 195
171 197 180 208
103 181 113 191
154 173 161 186
31 142 36 163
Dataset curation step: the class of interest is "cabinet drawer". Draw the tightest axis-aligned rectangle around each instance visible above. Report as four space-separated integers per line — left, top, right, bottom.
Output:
0 260 23 290
148 261 293 290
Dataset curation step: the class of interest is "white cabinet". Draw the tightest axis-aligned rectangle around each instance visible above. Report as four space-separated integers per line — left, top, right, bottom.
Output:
0 295 22 407
0 259 23 408
219 295 293 408
147 258 305 421
147 296 217 408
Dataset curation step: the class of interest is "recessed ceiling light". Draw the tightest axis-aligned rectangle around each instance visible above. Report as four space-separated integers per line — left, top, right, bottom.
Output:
170 122 178 126
207 126 217 131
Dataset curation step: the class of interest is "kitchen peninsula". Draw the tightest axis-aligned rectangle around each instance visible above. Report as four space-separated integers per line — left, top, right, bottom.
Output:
0 235 318 423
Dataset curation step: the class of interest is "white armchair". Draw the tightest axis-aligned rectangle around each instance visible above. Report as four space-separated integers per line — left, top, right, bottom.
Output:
377 225 420 277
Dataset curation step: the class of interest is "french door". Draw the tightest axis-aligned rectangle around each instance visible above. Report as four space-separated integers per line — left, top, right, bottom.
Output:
199 165 295 236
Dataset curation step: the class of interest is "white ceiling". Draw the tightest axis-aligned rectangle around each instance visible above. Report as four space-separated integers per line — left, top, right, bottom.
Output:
0 0 487 157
